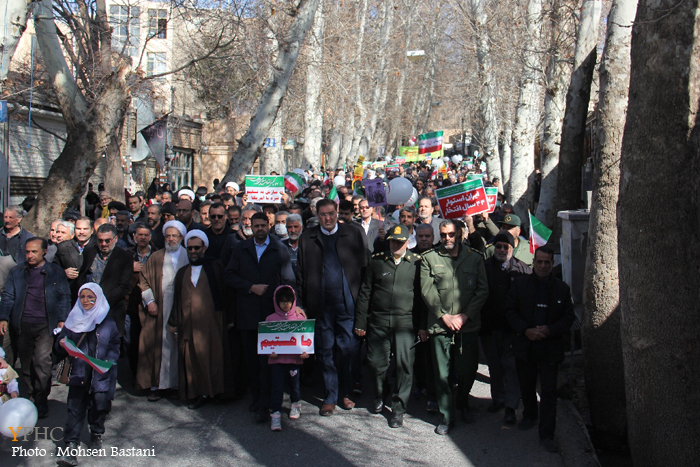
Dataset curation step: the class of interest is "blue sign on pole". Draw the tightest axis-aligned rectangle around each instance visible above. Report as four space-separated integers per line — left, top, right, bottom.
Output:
0 101 7 123
264 138 275 148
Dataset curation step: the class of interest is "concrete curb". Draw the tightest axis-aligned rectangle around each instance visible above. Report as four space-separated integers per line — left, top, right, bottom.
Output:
556 398 601 467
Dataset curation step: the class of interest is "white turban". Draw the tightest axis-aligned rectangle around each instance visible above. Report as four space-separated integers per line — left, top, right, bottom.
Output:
162 220 187 239
178 189 195 201
185 229 209 248
225 182 240 192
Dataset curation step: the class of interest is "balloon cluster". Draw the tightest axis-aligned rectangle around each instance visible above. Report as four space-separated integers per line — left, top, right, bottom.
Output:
0 398 38 438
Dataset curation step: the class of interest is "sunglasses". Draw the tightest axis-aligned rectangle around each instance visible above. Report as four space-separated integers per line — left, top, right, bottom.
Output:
494 244 511 250
440 232 457 238
187 246 202 251
210 214 225 219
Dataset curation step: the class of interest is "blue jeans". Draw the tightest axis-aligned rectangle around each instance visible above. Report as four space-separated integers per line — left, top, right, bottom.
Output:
270 364 301 413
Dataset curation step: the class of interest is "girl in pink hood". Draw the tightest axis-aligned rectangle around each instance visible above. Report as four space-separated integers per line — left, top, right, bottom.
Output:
266 285 308 431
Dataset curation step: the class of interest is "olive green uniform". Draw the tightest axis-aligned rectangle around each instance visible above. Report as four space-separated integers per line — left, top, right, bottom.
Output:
355 250 422 414
484 236 534 266
420 244 489 424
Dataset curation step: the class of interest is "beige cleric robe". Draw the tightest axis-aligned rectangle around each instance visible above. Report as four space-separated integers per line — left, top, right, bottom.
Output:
136 247 188 391
168 262 226 400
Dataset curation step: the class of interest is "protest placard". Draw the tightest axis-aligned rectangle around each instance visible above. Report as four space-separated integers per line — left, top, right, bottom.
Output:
436 179 489 218
258 320 315 355
485 187 498 213
364 178 387 207
245 175 285 203
466 173 484 181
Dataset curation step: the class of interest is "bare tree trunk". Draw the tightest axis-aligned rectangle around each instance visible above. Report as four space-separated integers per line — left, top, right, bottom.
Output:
508 0 544 219
344 0 369 168
618 0 700 465
302 0 324 170
0 0 29 87
338 112 355 169
22 0 130 236
365 0 393 145
582 0 636 452
220 0 321 185
261 106 284 174
103 122 126 200
500 121 512 195
536 1 573 226
470 0 502 183
325 128 341 169
555 0 601 219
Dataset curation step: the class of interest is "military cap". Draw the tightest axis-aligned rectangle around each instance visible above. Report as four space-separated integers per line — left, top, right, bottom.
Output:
386 224 410 242
498 213 521 228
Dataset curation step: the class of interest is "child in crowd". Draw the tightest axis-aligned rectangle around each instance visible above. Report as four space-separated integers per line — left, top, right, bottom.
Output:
0 347 20 406
266 285 309 431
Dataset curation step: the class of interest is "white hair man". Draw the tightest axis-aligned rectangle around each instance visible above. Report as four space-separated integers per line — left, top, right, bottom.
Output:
0 206 34 264
136 220 189 401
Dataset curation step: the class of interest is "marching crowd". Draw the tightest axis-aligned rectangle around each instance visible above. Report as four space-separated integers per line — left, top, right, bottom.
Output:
0 161 573 466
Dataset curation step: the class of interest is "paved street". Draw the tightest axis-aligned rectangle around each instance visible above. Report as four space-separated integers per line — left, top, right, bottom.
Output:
1 358 577 467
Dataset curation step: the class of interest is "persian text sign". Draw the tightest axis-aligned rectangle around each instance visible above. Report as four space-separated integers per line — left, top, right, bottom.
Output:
485 187 498 213
436 179 488 218
245 176 284 203
258 320 315 355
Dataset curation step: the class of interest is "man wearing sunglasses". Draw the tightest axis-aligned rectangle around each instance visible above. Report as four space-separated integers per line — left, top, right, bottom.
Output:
484 214 533 266
480 231 531 426
420 219 488 435
204 203 231 258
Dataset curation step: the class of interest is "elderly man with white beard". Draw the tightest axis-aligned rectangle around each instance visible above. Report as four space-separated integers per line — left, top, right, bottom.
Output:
283 213 303 276
136 220 189 401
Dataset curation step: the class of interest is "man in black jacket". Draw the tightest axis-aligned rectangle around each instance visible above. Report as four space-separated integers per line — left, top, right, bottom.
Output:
224 212 295 421
296 199 368 416
0 237 71 418
54 216 95 303
77 224 134 338
481 232 531 425
505 245 575 453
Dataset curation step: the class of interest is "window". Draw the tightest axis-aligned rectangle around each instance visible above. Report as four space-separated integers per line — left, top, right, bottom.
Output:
148 9 168 39
109 5 140 57
146 52 167 77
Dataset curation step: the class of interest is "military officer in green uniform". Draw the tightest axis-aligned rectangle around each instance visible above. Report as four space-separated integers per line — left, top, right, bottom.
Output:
421 219 489 435
355 224 422 429
484 214 534 266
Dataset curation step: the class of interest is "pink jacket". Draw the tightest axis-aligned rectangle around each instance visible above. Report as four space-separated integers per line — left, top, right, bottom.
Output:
265 285 305 365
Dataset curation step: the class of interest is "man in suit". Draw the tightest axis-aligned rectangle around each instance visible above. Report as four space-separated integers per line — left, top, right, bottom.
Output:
357 199 380 252
224 212 295 422
77 223 133 338
296 199 368 416
505 245 575 453
54 216 95 303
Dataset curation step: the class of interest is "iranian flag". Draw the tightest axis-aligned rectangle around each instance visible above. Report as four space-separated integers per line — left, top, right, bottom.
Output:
328 185 339 203
63 338 114 374
529 211 552 254
418 131 444 154
284 172 304 196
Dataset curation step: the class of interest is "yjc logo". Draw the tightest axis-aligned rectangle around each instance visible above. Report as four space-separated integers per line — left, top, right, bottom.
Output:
7 426 64 442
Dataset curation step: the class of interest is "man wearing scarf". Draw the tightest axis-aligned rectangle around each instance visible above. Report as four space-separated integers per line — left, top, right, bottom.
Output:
136 220 189 401
168 230 228 409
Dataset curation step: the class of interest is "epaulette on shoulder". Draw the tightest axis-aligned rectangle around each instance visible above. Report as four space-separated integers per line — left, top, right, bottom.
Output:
372 252 385 258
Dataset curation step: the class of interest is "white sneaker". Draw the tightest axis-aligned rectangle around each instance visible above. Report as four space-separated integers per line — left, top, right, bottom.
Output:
271 411 282 431
290 402 301 419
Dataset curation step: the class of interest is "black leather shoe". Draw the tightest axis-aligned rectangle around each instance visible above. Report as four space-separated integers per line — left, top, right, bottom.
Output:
372 398 384 414
389 413 404 428
57 442 79 466
518 416 537 430
147 390 162 402
188 396 208 410
504 407 516 425
487 401 505 413
89 432 103 450
435 422 454 435
461 407 474 423
37 404 49 419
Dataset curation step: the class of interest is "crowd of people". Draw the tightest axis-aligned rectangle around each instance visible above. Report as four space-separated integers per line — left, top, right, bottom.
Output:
0 160 573 466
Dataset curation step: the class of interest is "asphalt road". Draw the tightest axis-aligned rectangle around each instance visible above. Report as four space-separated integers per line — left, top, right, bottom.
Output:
1 357 571 467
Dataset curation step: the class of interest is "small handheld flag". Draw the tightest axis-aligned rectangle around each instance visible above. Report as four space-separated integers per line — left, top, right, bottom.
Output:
529 211 552 254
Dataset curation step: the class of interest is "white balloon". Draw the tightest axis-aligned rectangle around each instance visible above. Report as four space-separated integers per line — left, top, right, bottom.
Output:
333 175 346 187
432 159 445 168
443 156 450 162
451 155 463 164
407 187 419 206
0 398 38 439
386 177 413 205
385 155 392 162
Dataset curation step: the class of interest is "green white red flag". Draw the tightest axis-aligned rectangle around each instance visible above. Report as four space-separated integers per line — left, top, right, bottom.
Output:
418 131 444 154
284 172 304 196
328 185 339 203
63 338 114 374
529 211 552 254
